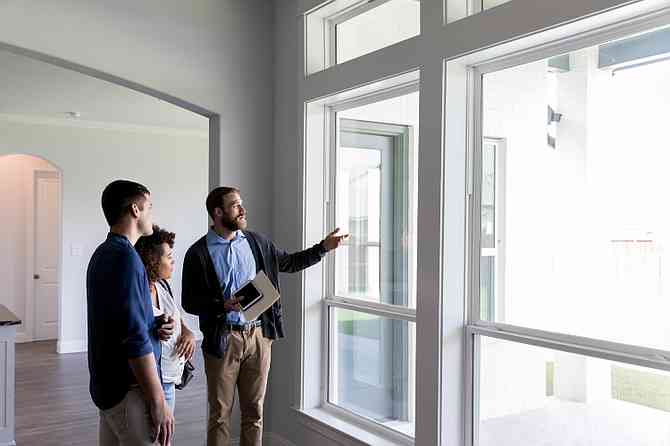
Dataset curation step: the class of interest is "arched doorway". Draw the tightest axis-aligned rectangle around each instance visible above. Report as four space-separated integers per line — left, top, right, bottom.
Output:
0 154 62 344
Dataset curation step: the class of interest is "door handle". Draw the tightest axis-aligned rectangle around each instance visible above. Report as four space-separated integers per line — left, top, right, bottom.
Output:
34 274 40 280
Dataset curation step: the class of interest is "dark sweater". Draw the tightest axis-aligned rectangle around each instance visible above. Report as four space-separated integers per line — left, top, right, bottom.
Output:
181 230 325 358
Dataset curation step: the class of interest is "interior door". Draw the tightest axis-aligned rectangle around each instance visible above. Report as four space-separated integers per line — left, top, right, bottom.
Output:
33 170 60 341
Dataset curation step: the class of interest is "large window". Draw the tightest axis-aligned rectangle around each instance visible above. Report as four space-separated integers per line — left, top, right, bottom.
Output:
325 88 419 439
298 1 670 445
468 23 670 446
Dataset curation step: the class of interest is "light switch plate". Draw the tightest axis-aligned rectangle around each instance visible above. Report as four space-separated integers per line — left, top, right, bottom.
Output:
71 244 83 257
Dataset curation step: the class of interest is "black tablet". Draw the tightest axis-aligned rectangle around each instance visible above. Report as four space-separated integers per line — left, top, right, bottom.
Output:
234 281 264 311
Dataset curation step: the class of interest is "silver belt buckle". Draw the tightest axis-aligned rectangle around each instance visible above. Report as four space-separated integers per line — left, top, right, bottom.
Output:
245 320 260 332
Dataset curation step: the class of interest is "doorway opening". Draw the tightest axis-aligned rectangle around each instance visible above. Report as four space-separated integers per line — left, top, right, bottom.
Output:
0 154 62 343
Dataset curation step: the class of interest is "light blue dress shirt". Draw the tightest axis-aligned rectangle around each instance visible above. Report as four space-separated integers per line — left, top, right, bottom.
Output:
206 228 257 324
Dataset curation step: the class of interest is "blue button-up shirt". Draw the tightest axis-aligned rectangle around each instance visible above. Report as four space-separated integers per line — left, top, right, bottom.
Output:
86 233 161 410
206 228 257 324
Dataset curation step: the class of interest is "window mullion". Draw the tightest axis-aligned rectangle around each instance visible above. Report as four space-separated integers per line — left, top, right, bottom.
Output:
325 296 416 322
468 323 670 373
467 66 484 326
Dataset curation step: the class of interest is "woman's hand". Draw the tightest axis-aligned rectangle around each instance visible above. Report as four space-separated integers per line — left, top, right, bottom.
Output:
175 326 196 360
157 315 175 341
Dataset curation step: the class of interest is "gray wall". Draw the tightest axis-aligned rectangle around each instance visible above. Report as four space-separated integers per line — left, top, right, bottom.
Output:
269 0 329 444
0 0 275 237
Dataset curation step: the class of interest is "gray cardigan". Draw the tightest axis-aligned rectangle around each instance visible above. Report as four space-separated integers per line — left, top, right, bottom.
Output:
181 230 325 358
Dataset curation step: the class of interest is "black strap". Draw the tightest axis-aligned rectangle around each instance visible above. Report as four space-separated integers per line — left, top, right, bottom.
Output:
158 279 174 298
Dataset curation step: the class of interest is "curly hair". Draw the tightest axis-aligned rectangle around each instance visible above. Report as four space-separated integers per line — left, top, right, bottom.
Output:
135 225 176 283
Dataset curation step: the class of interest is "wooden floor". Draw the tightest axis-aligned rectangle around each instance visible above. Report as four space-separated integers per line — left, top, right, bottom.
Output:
16 341 208 445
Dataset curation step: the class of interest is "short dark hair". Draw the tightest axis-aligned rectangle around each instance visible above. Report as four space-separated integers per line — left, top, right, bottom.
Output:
206 186 240 219
101 180 150 226
135 225 176 283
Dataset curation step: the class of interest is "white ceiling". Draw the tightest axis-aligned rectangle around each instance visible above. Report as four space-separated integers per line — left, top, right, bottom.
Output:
0 49 208 132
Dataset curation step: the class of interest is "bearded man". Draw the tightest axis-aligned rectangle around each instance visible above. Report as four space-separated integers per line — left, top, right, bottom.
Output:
182 186 346 446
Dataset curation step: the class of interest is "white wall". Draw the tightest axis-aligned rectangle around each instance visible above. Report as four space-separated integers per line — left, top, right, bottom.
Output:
0 119 208 352
0 154 57 343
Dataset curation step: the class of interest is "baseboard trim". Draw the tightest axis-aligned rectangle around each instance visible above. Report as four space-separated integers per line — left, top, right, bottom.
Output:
57 339 87 353
231 432 296 446
14 332 32 343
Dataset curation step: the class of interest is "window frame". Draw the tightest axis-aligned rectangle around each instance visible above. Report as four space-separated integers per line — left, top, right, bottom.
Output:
464 11 670 446
337 125 391 297
478 137 506 321
315 83 419 443
330 118 414 306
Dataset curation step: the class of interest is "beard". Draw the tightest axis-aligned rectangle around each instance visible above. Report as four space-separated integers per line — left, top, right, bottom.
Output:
220 214 247 231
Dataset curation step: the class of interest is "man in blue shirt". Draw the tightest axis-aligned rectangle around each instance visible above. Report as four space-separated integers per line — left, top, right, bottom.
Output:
87 180 174 446
182 187 347 446
205 223 256 326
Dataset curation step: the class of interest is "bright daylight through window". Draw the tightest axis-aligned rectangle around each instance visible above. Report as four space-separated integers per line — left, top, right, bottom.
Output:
472 24 670 445
305 0 420 74
334 0 420 65
327 89 419 438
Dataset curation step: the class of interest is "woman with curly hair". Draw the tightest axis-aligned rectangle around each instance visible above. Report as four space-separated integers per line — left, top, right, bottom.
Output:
136 225 196 413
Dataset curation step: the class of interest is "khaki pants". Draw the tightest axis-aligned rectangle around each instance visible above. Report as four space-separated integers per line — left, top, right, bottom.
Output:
99 387 157 446
204 327 272 446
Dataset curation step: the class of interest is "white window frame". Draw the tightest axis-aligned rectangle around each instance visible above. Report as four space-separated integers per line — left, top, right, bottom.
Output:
321 83 418 445
298 69 420 446
479 137 506 321
464 9 670 446
304 0 373 75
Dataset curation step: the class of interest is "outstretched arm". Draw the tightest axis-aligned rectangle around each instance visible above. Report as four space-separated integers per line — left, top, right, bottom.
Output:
275 228 348 273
